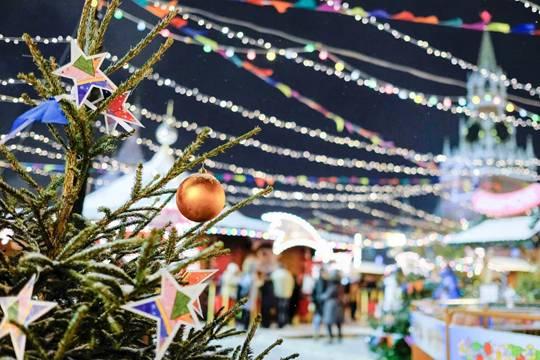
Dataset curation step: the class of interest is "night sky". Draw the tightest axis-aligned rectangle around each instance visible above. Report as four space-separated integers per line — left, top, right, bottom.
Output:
0 0 539 232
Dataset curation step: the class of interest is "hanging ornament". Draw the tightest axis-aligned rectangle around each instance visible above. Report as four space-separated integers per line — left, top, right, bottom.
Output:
102 91 143 133
1 98 68 144
176 170 225 222
53 39 116 108
122 270 210 360
0 275 57 360
178 269 218 315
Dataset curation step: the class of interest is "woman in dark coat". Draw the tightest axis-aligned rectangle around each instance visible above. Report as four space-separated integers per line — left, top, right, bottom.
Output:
321 271 344 343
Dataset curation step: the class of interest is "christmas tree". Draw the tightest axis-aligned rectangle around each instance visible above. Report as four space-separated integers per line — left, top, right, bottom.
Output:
0 1 296 359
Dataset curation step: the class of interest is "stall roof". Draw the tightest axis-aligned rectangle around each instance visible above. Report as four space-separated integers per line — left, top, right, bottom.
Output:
444 216 540 244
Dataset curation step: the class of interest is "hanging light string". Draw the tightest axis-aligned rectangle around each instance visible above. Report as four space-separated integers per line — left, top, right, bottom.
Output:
129 101 540 178
0 33 71 45
224 183 459 227
2 13 539 117
0 107 470 230
175 3 540 119
129 5 540 130
0 111 467 229
177 8 540 111
513 0 540 15
331 2 540 99
176 8 540 129
1 93 537 179
202 0 540 99
118 11 445 166
0 79 440 172
0 130 451 229
226 194 452 231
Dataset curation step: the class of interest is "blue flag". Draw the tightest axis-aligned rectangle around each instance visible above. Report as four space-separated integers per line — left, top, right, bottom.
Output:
2 99 68 144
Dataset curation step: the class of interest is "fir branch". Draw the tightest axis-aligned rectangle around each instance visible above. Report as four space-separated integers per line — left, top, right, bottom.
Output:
63 237 145 263
135 233 159 286
17 72 49 98
84 262 135 286
0 178 36 206
237 315 261 360
21 33 63 95
0 143 39 189
76 0 94 51
254 339 284 360
164 227 179 264
105 10 177 74
89 0 121 54
131 163 144 198
53 305 89 360
93 37 174 117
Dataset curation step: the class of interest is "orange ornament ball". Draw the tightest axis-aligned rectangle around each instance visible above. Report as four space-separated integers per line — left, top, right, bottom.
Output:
176 172 226 222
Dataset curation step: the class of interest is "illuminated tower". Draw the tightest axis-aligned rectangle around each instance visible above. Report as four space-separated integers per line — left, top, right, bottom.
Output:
437 32 536 222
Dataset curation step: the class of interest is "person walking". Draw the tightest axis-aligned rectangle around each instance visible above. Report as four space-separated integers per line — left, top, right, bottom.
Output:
259 272 275 328
237 259 260 330
321 270 344 343
271 262 295 328
220 262 241 312
312 267 327 339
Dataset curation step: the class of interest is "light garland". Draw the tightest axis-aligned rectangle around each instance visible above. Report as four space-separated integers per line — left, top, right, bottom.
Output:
121 100 438 175
0 92 435 176
344 5 540 99
172 5 540 128
513 0 540 14
225 184 461 227
227 194 446 230
1 93 536 180
0 33 71 45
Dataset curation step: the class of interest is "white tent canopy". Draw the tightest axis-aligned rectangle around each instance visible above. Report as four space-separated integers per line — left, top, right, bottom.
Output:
444 216 540 244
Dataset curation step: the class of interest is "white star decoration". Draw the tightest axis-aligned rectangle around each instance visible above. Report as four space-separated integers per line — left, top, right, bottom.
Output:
0 275 57 360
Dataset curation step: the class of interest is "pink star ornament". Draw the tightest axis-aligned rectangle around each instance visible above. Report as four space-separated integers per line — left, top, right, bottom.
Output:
54 39 116 108
122 270 209 360
0 275 57 360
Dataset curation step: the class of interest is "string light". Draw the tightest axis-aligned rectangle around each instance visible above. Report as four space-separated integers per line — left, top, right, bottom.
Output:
0 33 71 44
335 3 540 99
177 9 540 129
1 92 535 180
117 103 540 179
227 195 445 230
514 0 540 14
225 184 459 227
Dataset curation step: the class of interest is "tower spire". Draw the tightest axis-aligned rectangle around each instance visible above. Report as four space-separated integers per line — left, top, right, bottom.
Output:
477 31 498 71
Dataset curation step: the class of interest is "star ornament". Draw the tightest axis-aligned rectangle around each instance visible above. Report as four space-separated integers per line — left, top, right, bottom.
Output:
180 269 217 316
0 275 57 360
54 39 116 108
122 270 209 360
104 91 143 133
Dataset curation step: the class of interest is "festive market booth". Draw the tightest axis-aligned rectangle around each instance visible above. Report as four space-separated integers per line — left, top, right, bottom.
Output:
407 216 540 360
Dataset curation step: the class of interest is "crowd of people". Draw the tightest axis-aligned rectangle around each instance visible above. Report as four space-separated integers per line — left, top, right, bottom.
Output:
218 258 365 344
